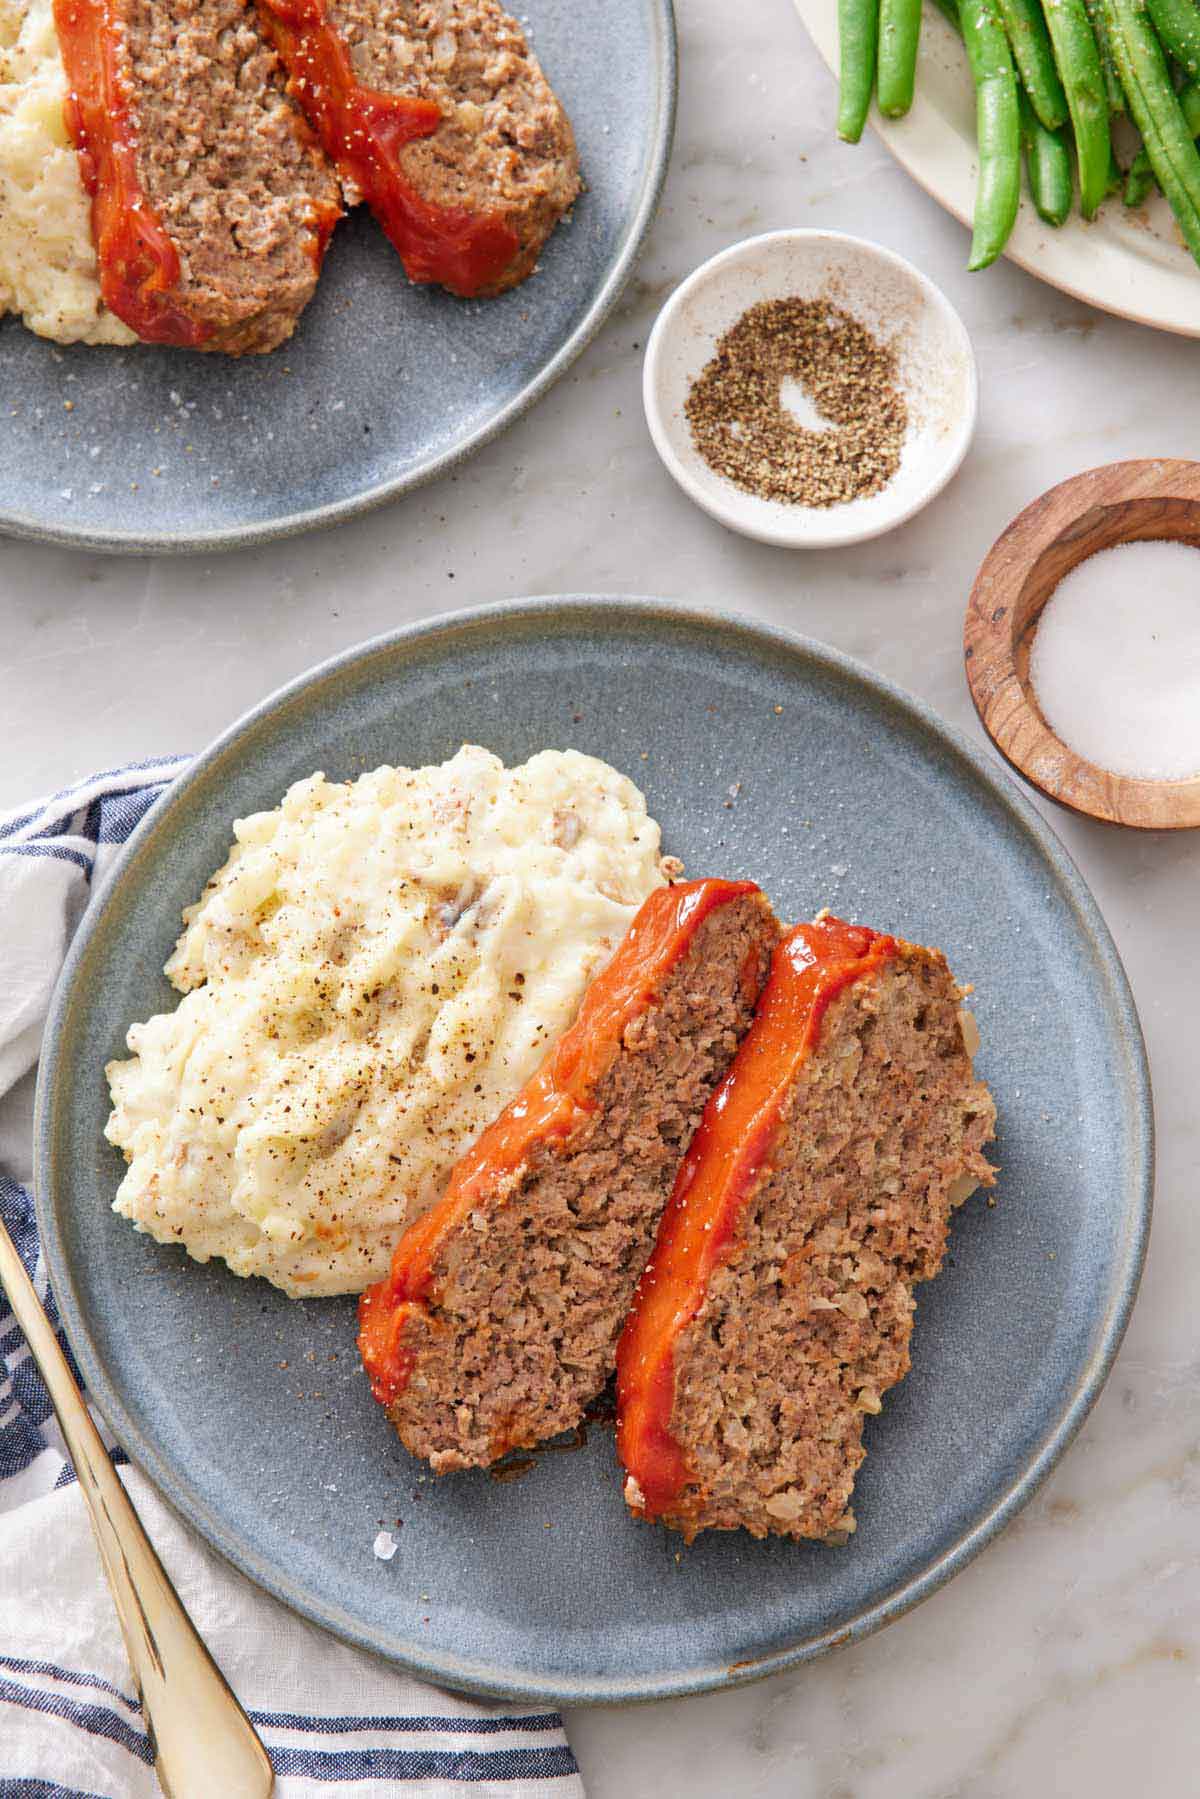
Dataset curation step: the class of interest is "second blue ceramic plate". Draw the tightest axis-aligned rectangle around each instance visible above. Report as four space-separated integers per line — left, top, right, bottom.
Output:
0 1 675 553
35 598 1151 1700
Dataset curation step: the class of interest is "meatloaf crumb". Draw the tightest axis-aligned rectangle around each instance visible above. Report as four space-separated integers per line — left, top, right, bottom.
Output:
362 883 780 1472
285 0 580 295
618 921 997 1544
120 0 340 351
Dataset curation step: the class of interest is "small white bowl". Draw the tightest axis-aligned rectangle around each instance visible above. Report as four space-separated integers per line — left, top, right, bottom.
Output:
643 230 978 549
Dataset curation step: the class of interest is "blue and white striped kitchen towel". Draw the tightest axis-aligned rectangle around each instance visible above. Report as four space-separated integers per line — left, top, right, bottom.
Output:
0 761 584 1799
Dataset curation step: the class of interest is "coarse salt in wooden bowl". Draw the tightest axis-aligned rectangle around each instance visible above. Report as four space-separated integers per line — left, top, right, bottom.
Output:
965 458 1200 831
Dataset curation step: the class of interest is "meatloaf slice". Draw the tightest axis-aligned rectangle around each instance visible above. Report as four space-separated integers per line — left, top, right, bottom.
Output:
55 0 341 351
257 0 580 297
617 914 997 1544
358 879 780 1472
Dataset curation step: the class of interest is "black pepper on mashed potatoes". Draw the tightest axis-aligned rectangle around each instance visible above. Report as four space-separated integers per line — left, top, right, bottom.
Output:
105 745 674 1296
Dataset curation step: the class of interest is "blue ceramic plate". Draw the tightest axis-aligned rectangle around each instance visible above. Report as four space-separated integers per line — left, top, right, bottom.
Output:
0 3 674 555
35 599 1152 1702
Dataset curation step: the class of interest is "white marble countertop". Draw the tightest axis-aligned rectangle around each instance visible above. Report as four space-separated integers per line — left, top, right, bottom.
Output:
3 1 1198 1792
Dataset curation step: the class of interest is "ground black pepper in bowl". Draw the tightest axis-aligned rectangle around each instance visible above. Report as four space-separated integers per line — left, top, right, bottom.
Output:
684 298 908 508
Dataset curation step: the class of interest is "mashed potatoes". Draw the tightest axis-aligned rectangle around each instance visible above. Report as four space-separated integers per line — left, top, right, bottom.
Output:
105 746 671 1296
0 0 135 343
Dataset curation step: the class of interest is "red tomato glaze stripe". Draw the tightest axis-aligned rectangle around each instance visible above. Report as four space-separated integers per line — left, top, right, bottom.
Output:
258 0 520 297
357 878 764 1407
55 0 210 345
616 916 898 1519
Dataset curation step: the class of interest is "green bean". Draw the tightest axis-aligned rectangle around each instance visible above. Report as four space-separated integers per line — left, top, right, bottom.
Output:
1102 0 1200 259
838 0 880 141
1124 147 1157 202
935 0 1021 253
1085 0 1126 109
1017 83 1074 217
1180 76 1200 124
1145 0 1200 77
878 0 923 114
937 0 1063 233
959 0 1022 266
1042 0 1113 213
1124 76 1200 200
998 0 1069 126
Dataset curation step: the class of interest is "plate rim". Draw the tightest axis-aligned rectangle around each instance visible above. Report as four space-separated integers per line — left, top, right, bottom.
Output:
793 0 1200 339
33 594 1154 1703
0 2 677 557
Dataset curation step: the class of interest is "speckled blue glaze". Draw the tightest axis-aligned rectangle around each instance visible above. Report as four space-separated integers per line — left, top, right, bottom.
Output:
0 2 675 554
34 598 1153 1703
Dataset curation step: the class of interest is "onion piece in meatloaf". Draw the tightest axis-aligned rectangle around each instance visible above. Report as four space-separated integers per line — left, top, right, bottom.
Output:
256 0 580 297
617 914 997 1544
358 879 780 1472
54 0 341 351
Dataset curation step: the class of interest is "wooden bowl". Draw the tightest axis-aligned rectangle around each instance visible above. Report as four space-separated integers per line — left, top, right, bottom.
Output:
965 458 1200 830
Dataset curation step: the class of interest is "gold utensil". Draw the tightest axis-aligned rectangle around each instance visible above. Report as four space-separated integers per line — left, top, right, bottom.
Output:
0 1215 274 1799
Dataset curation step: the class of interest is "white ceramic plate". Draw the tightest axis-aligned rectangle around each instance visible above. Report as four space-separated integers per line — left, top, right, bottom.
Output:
795 0 1200 337
643 230 977 547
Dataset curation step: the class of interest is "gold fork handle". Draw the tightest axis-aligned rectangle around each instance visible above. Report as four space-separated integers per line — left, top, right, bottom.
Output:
0 1218 274 1799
